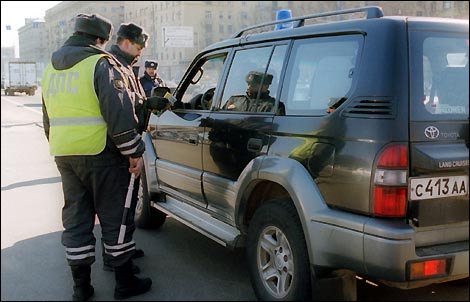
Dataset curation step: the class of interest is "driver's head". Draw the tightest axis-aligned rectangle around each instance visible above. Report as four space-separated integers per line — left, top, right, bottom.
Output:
245 71 273 97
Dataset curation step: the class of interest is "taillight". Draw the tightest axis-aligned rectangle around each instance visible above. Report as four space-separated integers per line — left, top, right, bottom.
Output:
372 144 408 217
408 258 449 280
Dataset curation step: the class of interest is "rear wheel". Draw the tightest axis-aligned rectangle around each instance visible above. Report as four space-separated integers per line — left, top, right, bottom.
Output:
135 166 167 229
247 198 311 301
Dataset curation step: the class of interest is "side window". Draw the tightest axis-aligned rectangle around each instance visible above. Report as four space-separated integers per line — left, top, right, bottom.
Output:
218 45 287 114
179 55 226 110
281 36 361 115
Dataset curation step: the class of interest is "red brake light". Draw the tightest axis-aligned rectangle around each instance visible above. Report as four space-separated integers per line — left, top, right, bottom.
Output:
373 144 408 217
377 144 408 168
373 187 407 216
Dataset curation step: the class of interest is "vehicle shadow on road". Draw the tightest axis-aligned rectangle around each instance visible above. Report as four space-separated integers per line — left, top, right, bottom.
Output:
356 270 469 301
1 218 257 301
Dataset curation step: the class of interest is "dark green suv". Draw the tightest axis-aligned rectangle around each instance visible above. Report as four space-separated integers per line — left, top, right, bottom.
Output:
136 6 469 300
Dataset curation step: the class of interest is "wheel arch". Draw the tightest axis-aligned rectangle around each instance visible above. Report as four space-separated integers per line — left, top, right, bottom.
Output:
236 155 329 266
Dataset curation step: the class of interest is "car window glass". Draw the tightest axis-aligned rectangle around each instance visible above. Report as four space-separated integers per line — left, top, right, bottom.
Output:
267 45 288 115
180 55 226 110
281 35 360 115
219 46 274 112
412 34 469 119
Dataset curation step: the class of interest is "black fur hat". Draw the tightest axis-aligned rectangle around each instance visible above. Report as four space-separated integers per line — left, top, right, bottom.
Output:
117 23 149 47
246 71 273 85
74 13 113 40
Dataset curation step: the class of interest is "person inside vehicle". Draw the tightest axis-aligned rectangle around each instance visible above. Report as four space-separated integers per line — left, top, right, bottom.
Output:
224 71 277 113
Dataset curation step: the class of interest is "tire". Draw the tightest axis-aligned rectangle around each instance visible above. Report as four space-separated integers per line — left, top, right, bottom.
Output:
247 198 311 301
135 166 167 229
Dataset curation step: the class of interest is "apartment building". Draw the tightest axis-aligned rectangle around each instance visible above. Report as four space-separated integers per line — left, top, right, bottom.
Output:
43 1 125 56
125 1 263 81
17 19 47 77
17 1 469 84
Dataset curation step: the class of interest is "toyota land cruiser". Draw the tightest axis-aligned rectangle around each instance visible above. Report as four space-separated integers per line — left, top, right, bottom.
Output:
136 6 469 300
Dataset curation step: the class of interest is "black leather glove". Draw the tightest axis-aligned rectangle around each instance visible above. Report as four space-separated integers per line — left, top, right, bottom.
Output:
146 96 170 111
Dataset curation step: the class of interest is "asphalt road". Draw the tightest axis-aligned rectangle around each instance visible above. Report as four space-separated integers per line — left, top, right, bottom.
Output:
1 89 468 301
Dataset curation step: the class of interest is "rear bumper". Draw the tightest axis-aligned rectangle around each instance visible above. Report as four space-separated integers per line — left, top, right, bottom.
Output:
363 232 468 287
309 209 469 286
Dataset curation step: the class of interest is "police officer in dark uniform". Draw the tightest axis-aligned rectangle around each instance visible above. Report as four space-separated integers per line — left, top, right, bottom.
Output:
140 60 166 97
42 14 152 301
111 23 170 134
101 22 170 274
225 70 276 112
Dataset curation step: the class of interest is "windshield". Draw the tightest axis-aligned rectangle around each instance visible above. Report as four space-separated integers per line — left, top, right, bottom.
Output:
410 31 469 121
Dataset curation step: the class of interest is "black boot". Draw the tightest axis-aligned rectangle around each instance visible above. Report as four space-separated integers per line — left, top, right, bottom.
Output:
71 265 94 301
103 261 141 274
132 248 145 259
103 240 142 273
114 260 152 300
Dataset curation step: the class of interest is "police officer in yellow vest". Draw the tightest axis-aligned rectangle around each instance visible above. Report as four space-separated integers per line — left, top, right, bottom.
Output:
42 13 151 301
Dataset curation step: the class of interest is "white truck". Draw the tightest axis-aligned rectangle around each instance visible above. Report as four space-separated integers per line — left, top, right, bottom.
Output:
4 62 38 96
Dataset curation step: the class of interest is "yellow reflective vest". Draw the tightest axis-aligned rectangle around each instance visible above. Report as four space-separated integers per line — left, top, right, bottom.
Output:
43 54 108 156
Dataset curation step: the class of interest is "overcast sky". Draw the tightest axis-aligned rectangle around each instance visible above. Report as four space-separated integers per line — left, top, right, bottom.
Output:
1 1 61 51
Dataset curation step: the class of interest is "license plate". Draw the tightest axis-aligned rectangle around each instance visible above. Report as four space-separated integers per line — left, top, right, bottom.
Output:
409 176 469 200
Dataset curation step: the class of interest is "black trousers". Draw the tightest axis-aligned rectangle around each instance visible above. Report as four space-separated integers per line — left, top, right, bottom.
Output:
55 150 137 268
101 175 140 264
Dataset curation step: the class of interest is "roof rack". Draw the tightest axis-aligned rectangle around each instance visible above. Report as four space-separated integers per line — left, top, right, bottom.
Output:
231 6 384 38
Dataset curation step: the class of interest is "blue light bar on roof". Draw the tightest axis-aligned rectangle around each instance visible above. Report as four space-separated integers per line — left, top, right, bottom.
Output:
274 9 293 30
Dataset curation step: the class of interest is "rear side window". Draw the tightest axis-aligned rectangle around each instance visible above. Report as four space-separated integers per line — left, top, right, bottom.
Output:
281 35 362 116
410 32 469 120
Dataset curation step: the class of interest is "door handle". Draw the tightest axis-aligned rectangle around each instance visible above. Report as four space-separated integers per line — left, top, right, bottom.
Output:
247 138 263 152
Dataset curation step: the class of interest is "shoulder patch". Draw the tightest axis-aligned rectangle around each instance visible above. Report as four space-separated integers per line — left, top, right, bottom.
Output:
114 79 125 91
101 54 121 69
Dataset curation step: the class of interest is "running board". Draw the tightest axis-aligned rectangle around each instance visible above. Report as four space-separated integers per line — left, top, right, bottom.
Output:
151 196 241 248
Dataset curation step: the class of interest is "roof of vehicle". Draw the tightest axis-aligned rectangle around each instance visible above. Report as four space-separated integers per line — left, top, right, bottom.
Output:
200 6 468 55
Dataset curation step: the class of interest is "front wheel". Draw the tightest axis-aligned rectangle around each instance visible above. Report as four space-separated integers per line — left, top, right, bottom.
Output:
247 199 311 301
135 166 167 229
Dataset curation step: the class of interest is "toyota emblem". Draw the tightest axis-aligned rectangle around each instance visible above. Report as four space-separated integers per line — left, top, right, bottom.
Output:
424 126 439 139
